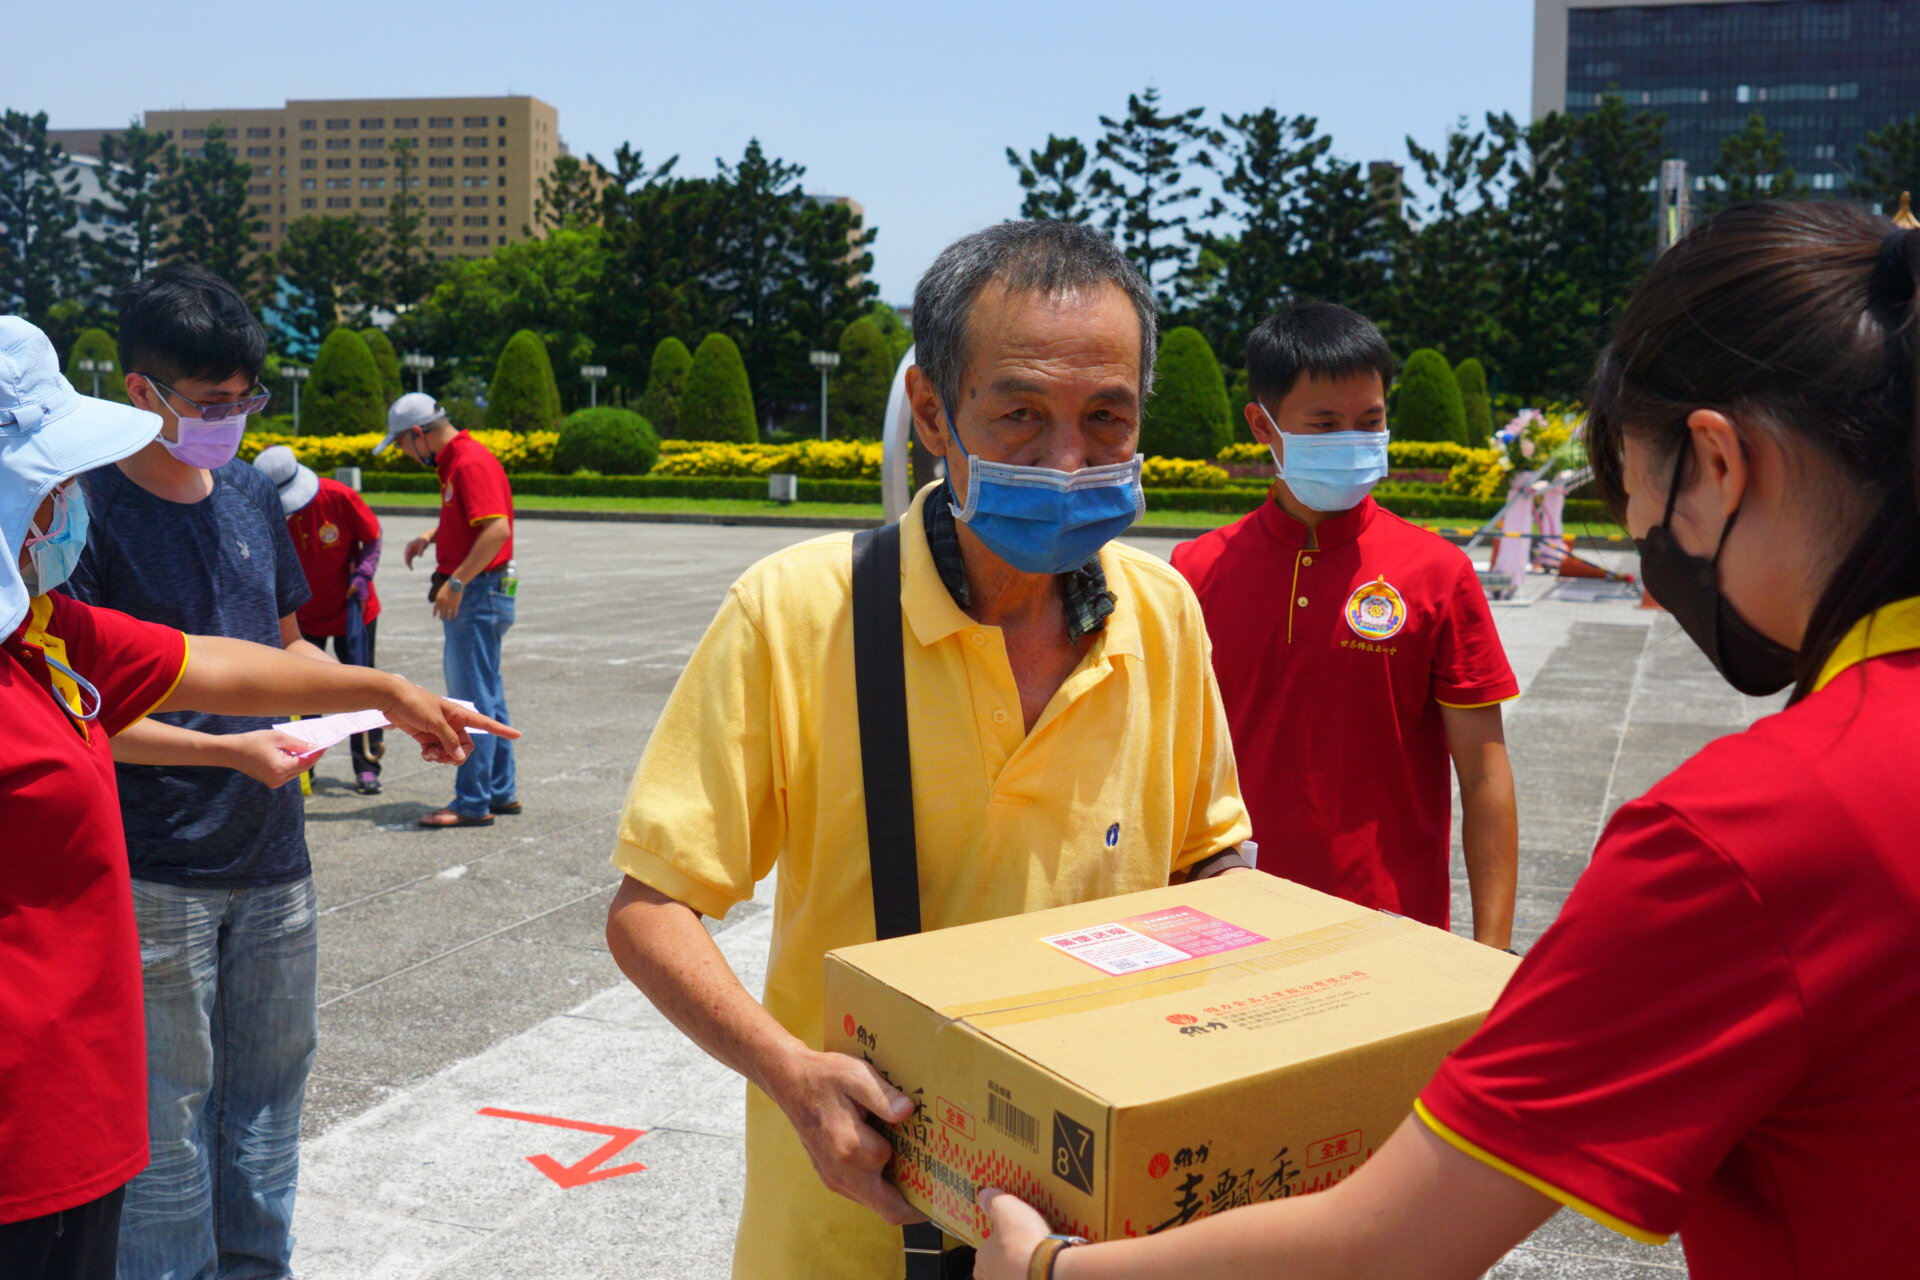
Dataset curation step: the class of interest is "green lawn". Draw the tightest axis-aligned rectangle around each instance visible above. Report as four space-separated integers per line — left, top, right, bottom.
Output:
363 492 1627 540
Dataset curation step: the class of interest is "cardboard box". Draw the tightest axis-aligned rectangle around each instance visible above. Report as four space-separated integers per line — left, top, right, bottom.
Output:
823 875 1519 1246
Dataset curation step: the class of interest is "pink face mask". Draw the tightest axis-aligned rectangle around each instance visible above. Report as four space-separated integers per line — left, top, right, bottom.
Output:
157 416 248 469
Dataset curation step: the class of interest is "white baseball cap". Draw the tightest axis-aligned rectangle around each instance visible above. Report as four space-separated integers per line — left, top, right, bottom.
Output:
376 391 447 456
1 317 162 634
253 444 320 515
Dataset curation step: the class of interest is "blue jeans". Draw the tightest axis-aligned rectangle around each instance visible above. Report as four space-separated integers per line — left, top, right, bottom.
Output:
442 571 516 817
119 879 318 1280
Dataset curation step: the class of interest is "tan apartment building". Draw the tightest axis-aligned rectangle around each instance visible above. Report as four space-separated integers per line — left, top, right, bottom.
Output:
132 95 564 262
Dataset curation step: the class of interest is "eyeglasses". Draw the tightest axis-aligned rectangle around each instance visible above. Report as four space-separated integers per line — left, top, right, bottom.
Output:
143 375 273 421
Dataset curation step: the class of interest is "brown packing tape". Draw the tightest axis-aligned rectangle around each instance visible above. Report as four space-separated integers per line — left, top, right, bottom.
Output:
934 913 1412 1032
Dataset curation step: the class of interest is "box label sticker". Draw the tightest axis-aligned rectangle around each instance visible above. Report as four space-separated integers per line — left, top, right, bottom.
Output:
1042 907 1267 976
1052 1111 1097 1194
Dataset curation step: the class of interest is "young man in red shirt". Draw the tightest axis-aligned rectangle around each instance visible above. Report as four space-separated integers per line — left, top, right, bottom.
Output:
0 317 511 1280
376 393 518 827
1172 302 1519 946
254 445 387 793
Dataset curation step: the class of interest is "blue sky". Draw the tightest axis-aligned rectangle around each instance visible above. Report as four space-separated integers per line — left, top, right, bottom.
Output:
9 0 1537 302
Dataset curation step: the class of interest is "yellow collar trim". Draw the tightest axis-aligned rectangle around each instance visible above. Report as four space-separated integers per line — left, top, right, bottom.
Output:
24 594 84 715
1813 596 1920 693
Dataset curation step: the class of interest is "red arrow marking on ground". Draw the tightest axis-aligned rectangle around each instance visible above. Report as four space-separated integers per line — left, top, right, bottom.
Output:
477 1107 648 1188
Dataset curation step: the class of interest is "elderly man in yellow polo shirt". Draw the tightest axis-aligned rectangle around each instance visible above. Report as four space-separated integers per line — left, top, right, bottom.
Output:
604 220 1252 1280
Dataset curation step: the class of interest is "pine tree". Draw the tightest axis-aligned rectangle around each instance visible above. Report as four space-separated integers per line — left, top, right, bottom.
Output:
276 216 376 353
305 328 386 436
535 154 604 231
1005 135 1095 222
0 109 83 326
159 120 265 300
1088 86 1220 303
487 329 563 432
361 327 404 404
830 317 892 439
1454 358 1494 446
1710 110 1805 208
680 332 758 443
1562 95 1665 339
90 121 173 298
1393 349 1467 444
1849 111 1920 213
1143 327 1232 460
637 336 693 437
380 138 439 312
1485 111 1590 403
1380 122 1507 362
67 328 128 403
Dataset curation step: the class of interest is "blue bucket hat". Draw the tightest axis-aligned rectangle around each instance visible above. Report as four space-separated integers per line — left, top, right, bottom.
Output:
1 316 162 635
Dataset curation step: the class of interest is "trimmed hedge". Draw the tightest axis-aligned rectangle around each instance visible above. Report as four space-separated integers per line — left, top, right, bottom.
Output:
1143 326 1232 459
681 333 758 442
361 327 404 405
305 328 387 436
487 329 562 432
831 317 893 440
554 407 661 475
348 471 1612 526
638 336 693 438
68 328 129 403
1455 357 1493 446
1394 349 1467 445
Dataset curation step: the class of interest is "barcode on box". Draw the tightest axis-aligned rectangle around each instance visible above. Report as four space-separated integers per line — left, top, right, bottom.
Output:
987 1093 1038 1150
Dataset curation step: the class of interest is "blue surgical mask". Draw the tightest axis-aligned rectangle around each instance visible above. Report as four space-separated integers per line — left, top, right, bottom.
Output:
945 412 1144 576
22 481 89 597
1262 407 1390 513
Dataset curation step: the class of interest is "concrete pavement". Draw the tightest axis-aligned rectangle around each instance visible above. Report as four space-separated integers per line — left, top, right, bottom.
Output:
289 517 1777 1278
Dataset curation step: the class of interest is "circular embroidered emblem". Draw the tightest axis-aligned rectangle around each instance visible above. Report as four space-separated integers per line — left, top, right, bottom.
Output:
318 521 341 546
1345 576 1407 641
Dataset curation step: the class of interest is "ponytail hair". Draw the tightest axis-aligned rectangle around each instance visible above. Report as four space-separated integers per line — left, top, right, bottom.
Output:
1587 201 1920 701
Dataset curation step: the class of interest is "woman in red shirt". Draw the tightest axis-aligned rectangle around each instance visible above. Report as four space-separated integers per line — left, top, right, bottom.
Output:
978 201 1920 1280
0 317 515 1280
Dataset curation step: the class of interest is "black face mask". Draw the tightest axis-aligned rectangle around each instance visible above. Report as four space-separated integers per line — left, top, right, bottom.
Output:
1635 442 1799 697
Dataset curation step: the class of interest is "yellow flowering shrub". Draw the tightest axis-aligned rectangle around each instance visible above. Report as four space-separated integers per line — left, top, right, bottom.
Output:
652 439 884 480
1141 456 1229 489
237 430 558 474
1217 441 1270 465
1444 448 1511 501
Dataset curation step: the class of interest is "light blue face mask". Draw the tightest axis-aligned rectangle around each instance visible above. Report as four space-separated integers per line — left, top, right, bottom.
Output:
946 411 1144 576
1262 406 1390 513
21 480 89 597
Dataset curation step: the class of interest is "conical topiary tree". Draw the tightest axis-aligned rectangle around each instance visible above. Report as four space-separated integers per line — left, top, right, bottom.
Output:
1393 349 1467 445
830 317 892 440
67 328 129 403
1142 326 1232 460
305 327 386 437
1227 366 1251 440
679 333 758 443
360 327 404 405
636 336 693 438
1454 357 1493 446
486 329 562 432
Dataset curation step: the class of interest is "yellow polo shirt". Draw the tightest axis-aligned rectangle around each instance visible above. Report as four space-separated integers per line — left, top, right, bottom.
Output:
611 483 1251 1280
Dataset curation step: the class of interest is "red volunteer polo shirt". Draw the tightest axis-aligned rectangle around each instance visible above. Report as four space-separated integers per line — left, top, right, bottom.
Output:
1418 597 1920 1278
1172 495 1516 927
288 476 382 637
1 592 187 1223
433 430 513 577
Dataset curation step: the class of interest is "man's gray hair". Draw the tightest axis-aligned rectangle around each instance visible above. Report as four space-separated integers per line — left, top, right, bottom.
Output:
912 221 1158 415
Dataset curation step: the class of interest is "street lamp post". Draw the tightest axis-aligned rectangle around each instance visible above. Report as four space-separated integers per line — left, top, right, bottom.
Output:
284 365 310 435
808 350 841 441
579 364 607 409
402 351 435 393
75 358 107 398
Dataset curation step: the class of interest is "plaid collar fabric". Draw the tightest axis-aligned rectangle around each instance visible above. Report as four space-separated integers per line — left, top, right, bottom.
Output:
922 484 1116 642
